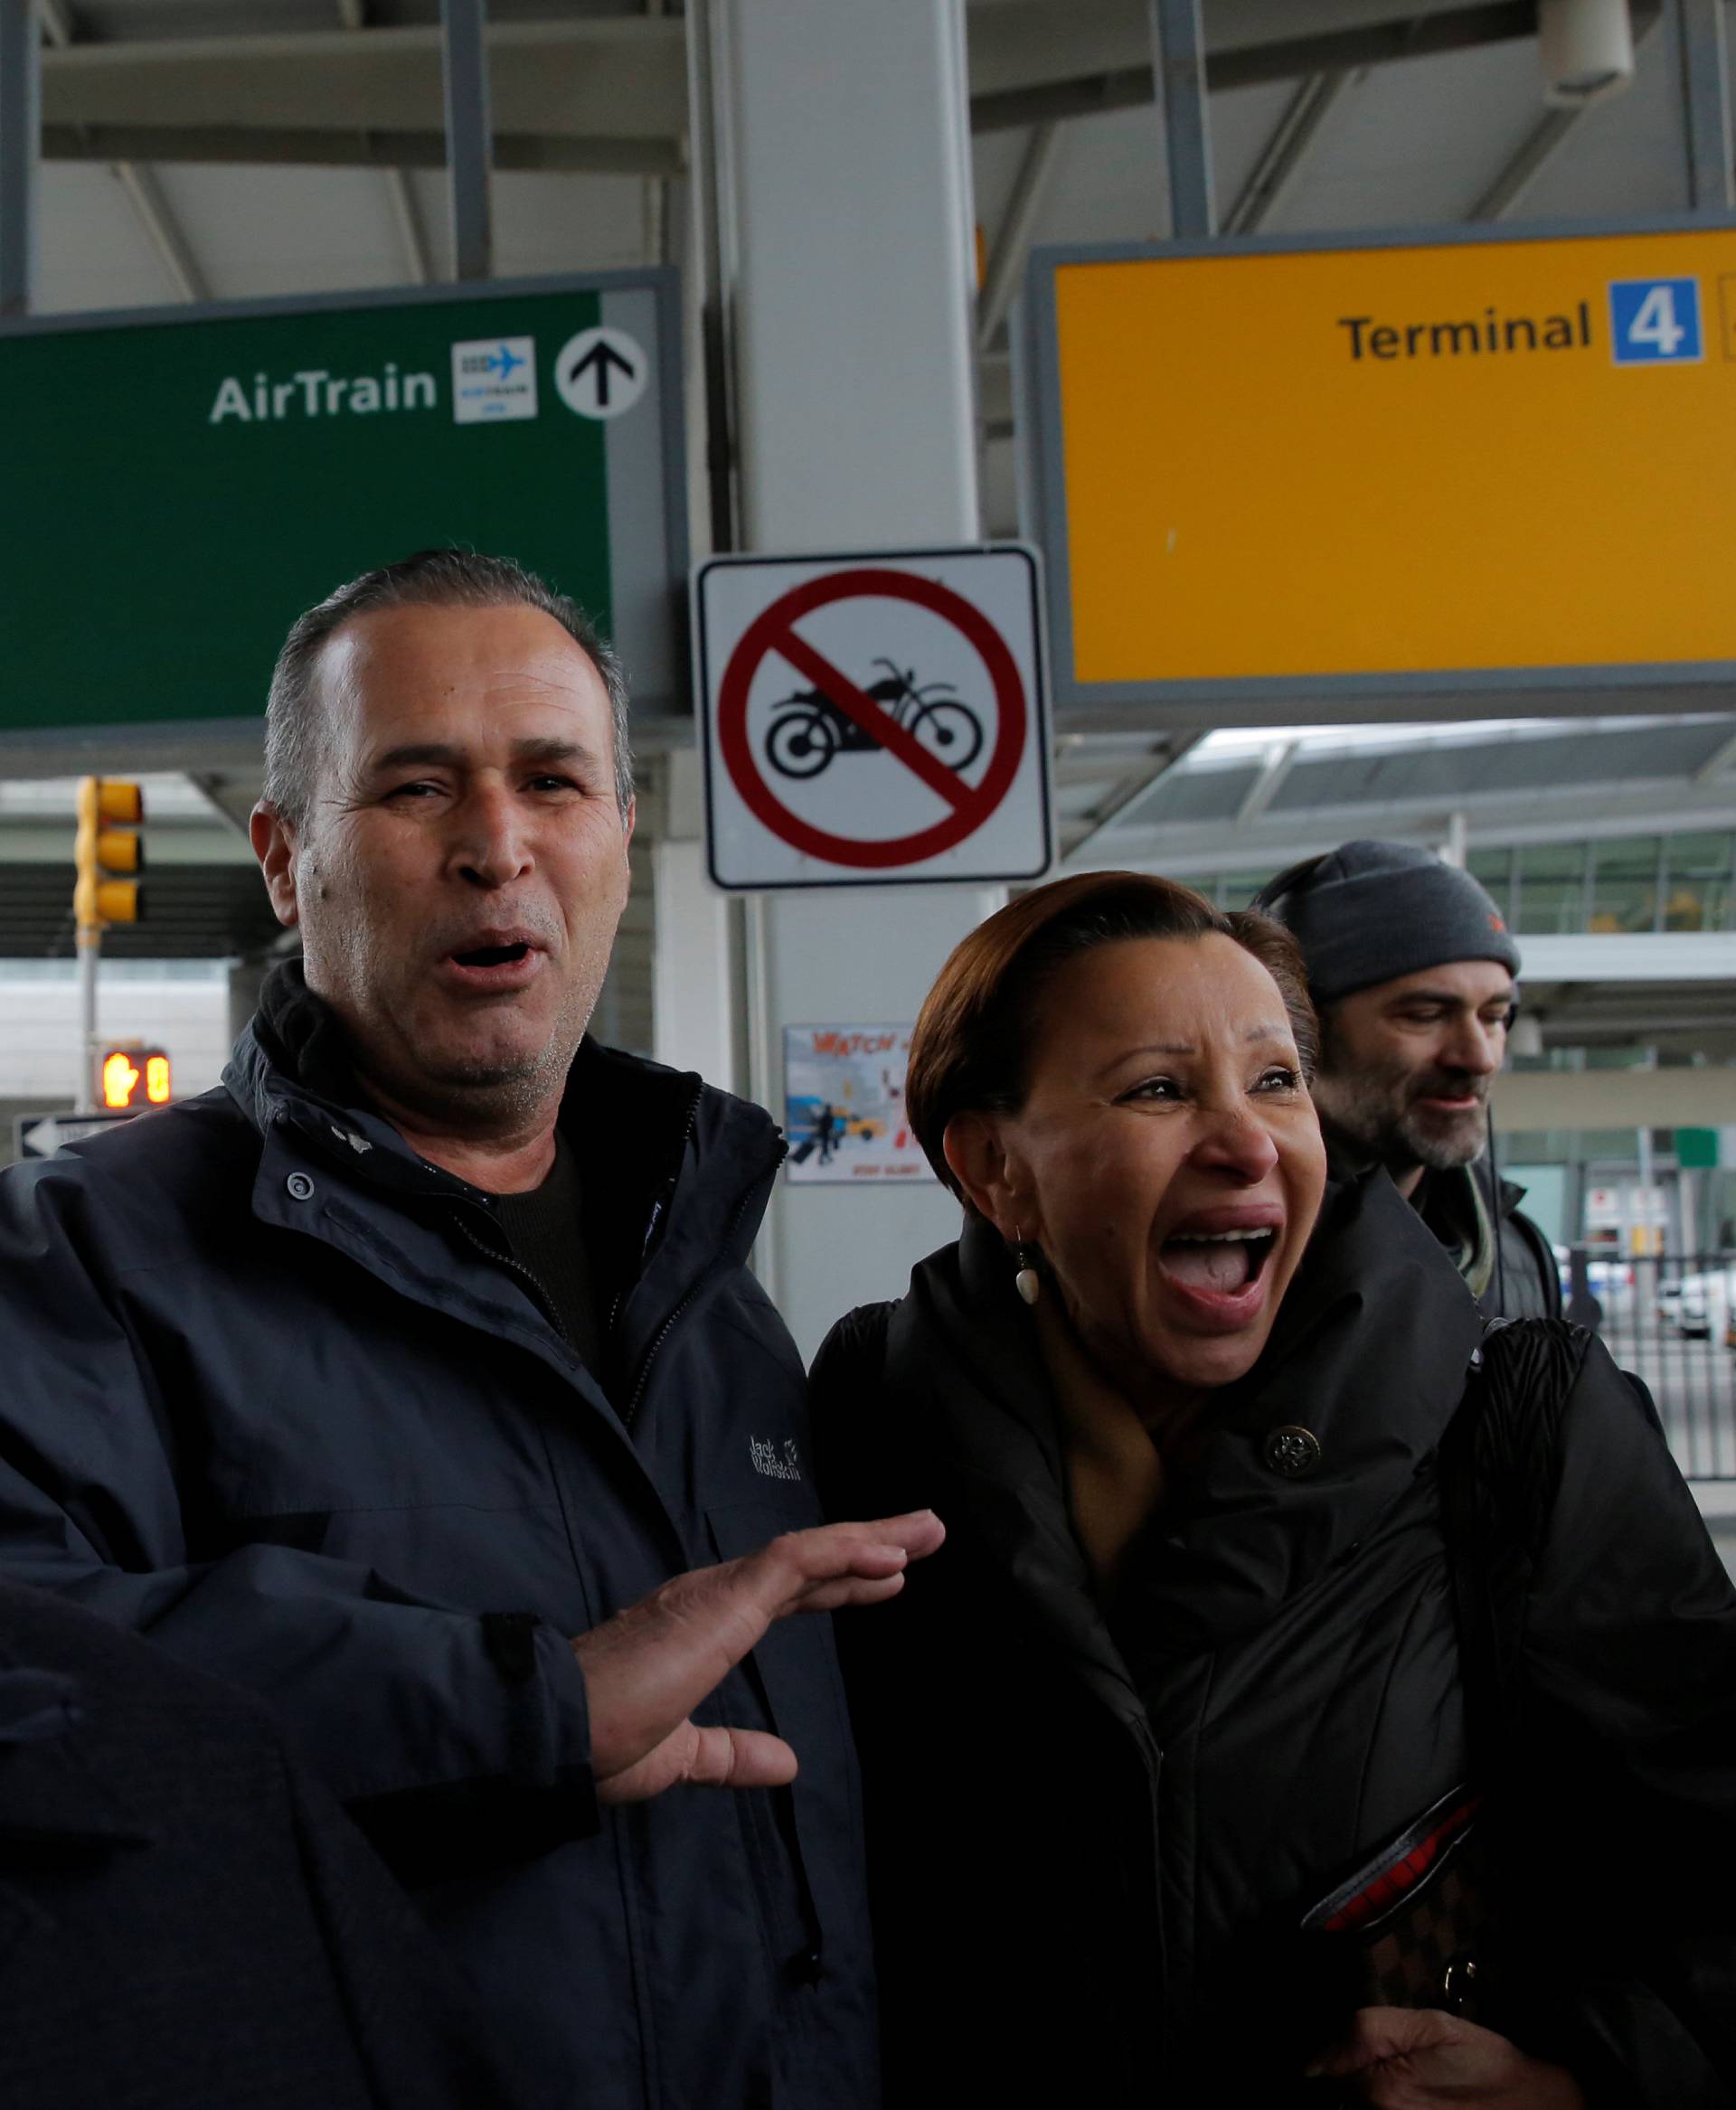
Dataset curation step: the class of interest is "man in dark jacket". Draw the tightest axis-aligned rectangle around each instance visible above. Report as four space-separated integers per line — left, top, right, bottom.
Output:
0 1577 514 2109
1255 839 1561 1320
0 551 939 2107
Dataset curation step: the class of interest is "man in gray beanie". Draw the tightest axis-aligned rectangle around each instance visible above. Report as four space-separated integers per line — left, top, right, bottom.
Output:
1255 839 1561 1320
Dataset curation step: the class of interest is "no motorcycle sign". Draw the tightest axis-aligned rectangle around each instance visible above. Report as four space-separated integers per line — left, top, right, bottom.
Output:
694 546 1052 890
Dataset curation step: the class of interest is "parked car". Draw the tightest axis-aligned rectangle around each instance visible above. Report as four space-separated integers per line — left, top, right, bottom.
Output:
1659 1278 1713 1339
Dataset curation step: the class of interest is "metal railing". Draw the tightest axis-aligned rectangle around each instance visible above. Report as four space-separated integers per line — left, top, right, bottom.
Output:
1566 1249 1736 1481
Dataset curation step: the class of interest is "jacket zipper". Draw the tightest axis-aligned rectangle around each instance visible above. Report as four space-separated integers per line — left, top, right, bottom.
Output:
608 1083 704 1413
450 1205 573 1351
622 1161 771 1432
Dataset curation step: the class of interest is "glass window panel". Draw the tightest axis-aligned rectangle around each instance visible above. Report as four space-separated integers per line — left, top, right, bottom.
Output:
1467 847 1512 923
1662 832 1735 930
1589 837 1660 934
1665 831 1732 874
1514 842 1586 936
1213 871 1274 910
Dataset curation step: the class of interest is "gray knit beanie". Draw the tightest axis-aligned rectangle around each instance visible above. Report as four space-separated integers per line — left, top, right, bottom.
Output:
1252 840 1521 1004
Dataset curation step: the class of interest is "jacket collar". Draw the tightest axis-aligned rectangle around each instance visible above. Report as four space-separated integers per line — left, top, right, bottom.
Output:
226 961 783 1243
1116 1170 1485 1654
885 1170 1485 1669
886 1218 1149 1727
222 966 787 1400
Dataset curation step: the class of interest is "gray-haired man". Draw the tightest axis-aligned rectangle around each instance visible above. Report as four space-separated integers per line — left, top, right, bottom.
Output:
1256 838 1561 1320
0 549 939 2105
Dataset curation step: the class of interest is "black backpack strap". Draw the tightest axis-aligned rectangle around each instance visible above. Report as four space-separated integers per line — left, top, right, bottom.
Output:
1439 1318 1592 1759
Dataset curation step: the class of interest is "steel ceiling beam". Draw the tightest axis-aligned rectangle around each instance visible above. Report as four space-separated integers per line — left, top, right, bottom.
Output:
39 123 679 174
40 0 211 306
1223 68 1354 233
440 0 491 281
1150 0 1214 236
0 0 38 316
970 4 1538 133
24 4 1619 174
1468 5 1664 220
113 156 205 297
1235 739 1299 824
1679 0 1734 212
385 165 430 281
336 2 432 290
641 0 669 268
1467 103 1582 219
34 22 686 146
976 118 1061 353
1694 728 1736 783
1059 734 1204 860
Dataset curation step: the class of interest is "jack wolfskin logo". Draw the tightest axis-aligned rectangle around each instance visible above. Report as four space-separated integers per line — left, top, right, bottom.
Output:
750 1436 802 1483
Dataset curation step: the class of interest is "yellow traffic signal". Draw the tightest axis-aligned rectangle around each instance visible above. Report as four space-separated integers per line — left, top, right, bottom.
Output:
74 777 144 929
99 1045 170 1111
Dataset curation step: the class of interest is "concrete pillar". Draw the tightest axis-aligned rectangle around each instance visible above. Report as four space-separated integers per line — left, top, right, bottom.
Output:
653 752 741 1088
696 0 997 1358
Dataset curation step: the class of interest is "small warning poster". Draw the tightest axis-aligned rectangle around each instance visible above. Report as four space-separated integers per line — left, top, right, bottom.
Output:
782 1024 936 1185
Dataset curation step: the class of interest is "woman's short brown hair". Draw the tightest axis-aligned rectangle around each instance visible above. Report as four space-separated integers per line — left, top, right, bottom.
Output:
906 871 1319 1199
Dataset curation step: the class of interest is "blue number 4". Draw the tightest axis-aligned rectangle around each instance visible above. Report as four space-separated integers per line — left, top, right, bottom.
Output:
1609 278 1703 364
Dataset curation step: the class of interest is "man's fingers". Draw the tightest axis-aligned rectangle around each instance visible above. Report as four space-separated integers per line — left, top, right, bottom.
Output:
574 1511 944 1795
746 1511 946 1619
680 1725 797 1790
791 1572 910 1615
878 1508 946 1559
596 1721 797 1804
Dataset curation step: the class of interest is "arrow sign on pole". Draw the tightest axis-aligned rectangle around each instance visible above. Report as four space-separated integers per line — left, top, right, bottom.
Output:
555 326 648 419
15 1107 138 1158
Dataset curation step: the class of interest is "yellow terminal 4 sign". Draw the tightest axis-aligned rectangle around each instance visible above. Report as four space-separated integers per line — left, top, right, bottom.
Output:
1029 222 1736 706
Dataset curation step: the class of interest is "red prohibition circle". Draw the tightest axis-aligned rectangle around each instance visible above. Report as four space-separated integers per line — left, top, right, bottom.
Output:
715 567 1027 870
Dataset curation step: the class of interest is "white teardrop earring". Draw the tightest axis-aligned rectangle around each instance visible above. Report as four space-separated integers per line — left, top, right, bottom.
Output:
1013 1232 1041 1307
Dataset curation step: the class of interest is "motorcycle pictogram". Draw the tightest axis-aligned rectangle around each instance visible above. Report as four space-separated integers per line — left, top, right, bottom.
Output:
764 658 986 781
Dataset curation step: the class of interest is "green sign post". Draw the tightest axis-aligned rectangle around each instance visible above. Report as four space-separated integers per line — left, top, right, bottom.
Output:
0 271 685 762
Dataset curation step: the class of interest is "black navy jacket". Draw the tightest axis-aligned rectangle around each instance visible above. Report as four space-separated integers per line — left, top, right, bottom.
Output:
812 1174 1736 2107
0 1578 509 2109
0 1024 875 2110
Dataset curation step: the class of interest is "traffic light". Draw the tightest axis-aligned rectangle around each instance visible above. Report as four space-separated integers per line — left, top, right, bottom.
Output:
99 1045 171 1110
74 777 144 930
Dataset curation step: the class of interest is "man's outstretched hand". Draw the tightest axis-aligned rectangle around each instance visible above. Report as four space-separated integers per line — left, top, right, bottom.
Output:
571 1512 944 1804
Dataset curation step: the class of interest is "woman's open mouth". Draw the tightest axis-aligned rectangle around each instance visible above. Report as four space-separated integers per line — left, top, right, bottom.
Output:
1155 1220 1281 1325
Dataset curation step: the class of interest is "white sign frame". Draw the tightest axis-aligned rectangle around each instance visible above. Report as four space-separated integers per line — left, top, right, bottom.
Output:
693 544 1052 891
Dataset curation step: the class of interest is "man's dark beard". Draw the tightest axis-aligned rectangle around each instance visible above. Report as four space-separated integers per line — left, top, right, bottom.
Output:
1315 1050 1490 1178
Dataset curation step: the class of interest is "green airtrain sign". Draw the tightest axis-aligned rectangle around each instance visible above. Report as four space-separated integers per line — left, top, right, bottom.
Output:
0 271 686 758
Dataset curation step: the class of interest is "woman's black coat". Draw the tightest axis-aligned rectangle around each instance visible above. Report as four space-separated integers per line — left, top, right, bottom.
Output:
810 1172 1736 2107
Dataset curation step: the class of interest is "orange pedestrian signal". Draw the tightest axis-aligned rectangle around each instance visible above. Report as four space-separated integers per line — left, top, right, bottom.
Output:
99 1045 170 1110
101 1050 140 1108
